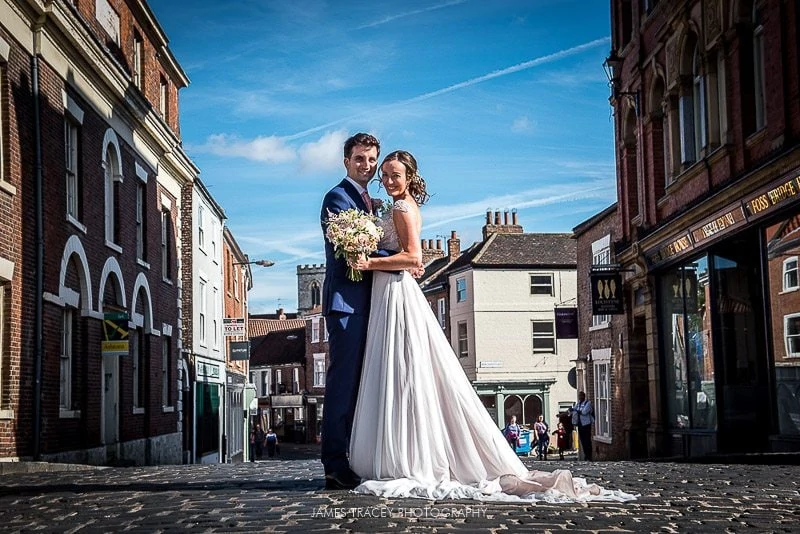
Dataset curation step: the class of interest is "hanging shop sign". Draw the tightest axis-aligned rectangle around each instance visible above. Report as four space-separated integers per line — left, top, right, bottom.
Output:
555 307 579 339
589 271 624 315
229 341 250 361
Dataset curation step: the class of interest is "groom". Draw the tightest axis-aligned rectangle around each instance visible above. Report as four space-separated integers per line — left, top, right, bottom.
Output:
319 132 381 490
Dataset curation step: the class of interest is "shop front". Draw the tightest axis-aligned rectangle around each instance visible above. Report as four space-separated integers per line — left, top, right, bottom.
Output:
643 168 800 456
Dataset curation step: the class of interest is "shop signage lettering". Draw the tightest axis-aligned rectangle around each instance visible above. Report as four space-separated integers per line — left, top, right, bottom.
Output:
690 206 746 244
647 233 693 265
744 175 800 218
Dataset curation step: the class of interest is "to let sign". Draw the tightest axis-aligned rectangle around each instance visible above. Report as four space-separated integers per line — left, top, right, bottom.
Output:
223 318 245 337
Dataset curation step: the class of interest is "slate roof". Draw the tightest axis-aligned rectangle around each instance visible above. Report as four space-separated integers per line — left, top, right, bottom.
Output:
249 327 306 367
248 318 308 338
472 233 576 267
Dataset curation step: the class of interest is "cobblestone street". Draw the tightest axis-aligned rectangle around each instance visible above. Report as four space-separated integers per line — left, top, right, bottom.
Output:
0 445 798 532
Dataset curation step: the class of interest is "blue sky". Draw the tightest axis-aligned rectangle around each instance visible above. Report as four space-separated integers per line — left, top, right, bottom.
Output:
148 0 617 314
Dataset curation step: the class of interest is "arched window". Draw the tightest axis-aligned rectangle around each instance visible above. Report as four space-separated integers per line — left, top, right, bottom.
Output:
678 38 706 165
311 282 321 308
752 4 766 130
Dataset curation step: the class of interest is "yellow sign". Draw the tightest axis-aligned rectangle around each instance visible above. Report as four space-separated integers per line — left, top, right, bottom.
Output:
102 312 129 356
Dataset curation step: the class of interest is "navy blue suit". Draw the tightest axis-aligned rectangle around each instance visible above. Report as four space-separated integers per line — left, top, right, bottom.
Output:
320 179 374 475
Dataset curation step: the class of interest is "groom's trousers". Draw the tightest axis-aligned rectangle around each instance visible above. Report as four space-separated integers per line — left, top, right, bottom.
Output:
321 311 369 475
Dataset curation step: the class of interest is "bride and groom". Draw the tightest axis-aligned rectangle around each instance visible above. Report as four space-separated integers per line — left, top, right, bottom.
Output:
319 133 634 502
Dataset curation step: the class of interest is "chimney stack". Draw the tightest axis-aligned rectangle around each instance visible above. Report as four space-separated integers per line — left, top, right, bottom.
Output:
436 239 442 250
448 231 461 261
482 208 524 240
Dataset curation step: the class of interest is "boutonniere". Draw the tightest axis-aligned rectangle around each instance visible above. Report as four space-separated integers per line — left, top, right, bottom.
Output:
373 198 392 217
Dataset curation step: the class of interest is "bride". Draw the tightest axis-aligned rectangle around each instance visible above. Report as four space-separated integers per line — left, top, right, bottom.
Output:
347 150 635 503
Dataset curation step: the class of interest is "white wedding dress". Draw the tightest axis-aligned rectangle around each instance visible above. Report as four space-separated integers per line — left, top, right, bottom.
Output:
348 201 636 503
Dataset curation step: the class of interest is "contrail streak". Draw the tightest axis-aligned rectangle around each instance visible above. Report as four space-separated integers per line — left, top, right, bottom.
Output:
282 37 610 142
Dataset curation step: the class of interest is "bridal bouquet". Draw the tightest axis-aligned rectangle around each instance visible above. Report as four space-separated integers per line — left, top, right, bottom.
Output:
325 208 383 282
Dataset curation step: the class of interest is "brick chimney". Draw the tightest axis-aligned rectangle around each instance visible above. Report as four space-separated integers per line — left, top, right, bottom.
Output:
482 209 523 240
421 237 445 264
448 231 460 261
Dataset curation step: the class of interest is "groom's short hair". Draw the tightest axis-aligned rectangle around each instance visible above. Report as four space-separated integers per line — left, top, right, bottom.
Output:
344 133 380 158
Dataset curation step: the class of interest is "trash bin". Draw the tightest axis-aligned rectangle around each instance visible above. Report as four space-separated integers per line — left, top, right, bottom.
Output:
515 430 532 456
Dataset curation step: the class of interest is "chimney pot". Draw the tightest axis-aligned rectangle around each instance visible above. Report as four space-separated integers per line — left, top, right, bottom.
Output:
504 210 509 225
421 239 427 249
436 239 442 250
451 230 457 239
486 210 492 224
494 210 501 225
428 239 434 249
512 211 518 225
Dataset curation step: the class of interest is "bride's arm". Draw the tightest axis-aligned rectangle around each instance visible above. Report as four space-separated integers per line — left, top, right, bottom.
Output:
351 205 423 271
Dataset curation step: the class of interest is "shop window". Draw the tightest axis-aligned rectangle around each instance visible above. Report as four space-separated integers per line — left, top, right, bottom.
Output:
783 257 799 291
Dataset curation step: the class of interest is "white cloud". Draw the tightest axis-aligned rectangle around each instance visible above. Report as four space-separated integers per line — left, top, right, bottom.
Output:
511 116 531 132
297 129 348 172
199 134 296 163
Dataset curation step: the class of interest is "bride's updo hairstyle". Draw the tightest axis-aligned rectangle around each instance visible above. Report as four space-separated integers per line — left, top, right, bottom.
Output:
382 150 430 206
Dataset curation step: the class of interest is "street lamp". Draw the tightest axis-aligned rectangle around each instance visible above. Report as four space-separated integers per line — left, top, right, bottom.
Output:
233 259 275 267
603 49 640 117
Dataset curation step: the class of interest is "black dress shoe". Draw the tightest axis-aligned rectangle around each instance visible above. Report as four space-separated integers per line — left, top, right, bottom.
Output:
324 470 361 490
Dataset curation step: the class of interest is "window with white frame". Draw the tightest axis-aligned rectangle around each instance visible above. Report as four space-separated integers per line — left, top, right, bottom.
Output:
60 308 74 410
159 75 168 118
161 336 171 407
161 209 172 280
692 45 707 156
104 145 120 245
784 314 800 358
198 206 205 249
592 348 612 439
276 369 282 393
456 277 467 302
753 4 766 131
292 367 299 393
136 182 146 261
133 31 144 89
592 235 612 326
322 317 328 341
530 274 554 296
457 321 468 358
64 117 80 220
212 287 219 348
261 371 270 397
211 220 217 259
437 298 446 328
132 326 146 410
313 353 326 387
784 257 799 291
532 320 556 353
199 279 207 345
311 317 320 343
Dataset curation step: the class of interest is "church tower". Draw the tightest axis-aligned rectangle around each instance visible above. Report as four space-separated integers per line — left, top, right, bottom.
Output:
296 264 325 317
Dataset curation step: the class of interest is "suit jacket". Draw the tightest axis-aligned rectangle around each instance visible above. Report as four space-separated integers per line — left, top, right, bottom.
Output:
320 179 374 316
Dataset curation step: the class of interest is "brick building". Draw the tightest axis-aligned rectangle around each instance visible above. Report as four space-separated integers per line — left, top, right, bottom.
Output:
580 0 800 458
0 0 194 464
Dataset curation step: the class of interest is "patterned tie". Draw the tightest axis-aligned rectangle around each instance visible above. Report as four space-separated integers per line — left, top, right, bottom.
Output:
361 191 372 214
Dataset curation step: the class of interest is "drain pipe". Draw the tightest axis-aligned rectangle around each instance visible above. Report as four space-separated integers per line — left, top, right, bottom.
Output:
31 24 44 461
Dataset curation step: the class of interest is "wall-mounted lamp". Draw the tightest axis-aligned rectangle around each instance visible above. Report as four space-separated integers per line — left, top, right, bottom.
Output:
233 259 275 267
603 49 640 117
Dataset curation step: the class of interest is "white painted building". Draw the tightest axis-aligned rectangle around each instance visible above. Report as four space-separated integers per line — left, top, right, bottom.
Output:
189 178 226 463
446 212 578 430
